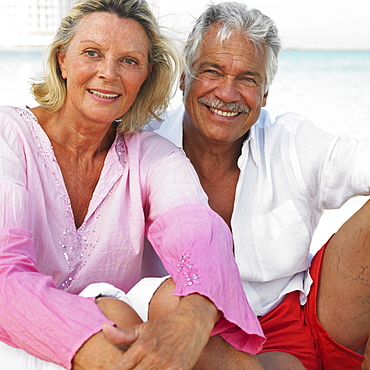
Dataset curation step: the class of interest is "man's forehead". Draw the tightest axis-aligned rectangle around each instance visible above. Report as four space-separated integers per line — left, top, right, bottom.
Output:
197 29 266 65
200 24 264 56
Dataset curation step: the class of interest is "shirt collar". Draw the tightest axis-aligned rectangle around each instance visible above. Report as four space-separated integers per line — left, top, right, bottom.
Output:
155 104 268 168
240 115 262 168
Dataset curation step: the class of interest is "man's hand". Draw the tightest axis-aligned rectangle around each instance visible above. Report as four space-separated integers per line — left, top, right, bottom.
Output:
103 294 220 369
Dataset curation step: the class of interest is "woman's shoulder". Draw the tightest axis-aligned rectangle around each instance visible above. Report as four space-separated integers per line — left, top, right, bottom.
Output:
0 106 31 135
0 105 44 149
124 130 181 156
0 105 23 120
120 131 186 175
0 105 36 128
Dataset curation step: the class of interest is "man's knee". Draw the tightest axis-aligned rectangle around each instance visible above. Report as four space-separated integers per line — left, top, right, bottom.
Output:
148 277 179 320
95 296 142 327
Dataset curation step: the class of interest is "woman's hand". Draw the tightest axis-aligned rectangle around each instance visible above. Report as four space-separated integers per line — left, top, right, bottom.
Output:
103 294 220 369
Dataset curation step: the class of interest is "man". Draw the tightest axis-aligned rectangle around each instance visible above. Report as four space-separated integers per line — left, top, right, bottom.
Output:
147 2 370 369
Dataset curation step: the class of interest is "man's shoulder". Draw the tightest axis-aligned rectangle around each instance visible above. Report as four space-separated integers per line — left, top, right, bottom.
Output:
248 110 319 155
256 110 307 128
144 105 184 147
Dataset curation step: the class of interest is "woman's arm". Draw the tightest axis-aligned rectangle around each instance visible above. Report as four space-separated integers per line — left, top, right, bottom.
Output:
0 110 117 368
139 133 265 352
102 293 220 369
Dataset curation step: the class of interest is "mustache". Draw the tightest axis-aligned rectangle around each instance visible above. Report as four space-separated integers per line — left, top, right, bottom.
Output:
198 97 250 114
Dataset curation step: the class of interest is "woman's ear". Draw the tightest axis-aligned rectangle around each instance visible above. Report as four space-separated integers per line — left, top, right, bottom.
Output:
148 62 153 75
57 47 67 80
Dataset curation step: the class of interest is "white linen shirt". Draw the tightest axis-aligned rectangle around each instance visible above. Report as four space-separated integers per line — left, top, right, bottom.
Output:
147 105 370 316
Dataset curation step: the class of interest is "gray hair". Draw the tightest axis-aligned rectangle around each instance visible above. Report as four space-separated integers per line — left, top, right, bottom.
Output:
184 2 281 90
32 0 180 133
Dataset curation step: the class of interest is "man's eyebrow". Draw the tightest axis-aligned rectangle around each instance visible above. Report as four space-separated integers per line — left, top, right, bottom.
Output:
198 61 263 79
198 61 222 69
242 70 262 77
241 70 263 81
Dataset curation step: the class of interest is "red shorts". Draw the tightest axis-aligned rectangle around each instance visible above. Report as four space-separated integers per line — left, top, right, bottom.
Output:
258 240 364 369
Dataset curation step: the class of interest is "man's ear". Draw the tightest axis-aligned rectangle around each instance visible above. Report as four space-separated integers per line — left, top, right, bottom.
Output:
262 89 269 107
179 72 185 91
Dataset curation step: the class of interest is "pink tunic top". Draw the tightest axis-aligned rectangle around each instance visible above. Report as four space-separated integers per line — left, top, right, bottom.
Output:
0 106 264 368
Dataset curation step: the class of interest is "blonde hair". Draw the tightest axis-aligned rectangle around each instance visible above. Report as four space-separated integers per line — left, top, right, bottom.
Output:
32 0 180 133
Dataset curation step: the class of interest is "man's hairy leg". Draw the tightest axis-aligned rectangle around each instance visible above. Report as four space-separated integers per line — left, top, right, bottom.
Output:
362 337 370 370
149 278 264 369
257 351 305 370
318 200 370 355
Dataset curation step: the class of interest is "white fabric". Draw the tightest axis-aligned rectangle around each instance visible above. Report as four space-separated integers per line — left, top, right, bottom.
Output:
0 344 64 370
127 276 170 321
147 105 370 316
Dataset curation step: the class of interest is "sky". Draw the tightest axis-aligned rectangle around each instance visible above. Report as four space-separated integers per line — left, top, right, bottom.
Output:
148 0 370 50
1 0 369 49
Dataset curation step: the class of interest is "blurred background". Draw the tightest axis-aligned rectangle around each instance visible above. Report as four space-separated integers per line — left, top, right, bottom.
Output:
1 0 369 253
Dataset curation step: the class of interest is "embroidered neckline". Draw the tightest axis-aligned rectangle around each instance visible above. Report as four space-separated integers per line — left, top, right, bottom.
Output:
19 107 128 290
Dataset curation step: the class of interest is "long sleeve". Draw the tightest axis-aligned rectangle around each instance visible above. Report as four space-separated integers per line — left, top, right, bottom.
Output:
136 131 265 354
0 228 111 369
286 112 370 210
148 205 265 354
0 108 113 369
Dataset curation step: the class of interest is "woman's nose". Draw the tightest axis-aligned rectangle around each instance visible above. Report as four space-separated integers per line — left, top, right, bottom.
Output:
97 58 118 81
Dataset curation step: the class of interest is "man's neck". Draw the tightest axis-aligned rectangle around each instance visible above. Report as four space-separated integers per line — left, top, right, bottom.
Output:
182 123 245 228
182 126 244 179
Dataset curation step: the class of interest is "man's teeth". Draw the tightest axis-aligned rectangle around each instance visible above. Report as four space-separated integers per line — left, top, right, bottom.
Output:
209 106 239 117
89 90 119 99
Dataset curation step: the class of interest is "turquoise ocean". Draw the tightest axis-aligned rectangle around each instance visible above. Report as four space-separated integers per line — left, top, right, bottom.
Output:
1 49 370 253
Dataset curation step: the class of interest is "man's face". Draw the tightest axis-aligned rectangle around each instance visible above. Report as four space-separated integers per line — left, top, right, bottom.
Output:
181 24 268 145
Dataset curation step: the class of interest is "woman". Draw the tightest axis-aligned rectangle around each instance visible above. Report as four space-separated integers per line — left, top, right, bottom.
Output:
0 0 264 369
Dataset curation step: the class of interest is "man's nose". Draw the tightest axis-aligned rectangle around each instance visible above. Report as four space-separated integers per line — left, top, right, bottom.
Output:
214 77 240 103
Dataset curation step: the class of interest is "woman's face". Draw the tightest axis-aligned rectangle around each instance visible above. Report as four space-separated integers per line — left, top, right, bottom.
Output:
58 12 152 125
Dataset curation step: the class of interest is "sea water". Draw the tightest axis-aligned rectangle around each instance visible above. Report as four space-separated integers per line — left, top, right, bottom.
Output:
1 49 370 252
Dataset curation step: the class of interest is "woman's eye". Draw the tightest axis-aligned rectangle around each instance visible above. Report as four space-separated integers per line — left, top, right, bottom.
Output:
85 50 98 57
123 58 138 66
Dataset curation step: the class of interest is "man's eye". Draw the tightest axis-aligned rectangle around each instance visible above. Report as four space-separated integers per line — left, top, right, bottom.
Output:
201 69 221 79
204 69 218 74
241 77 258 86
